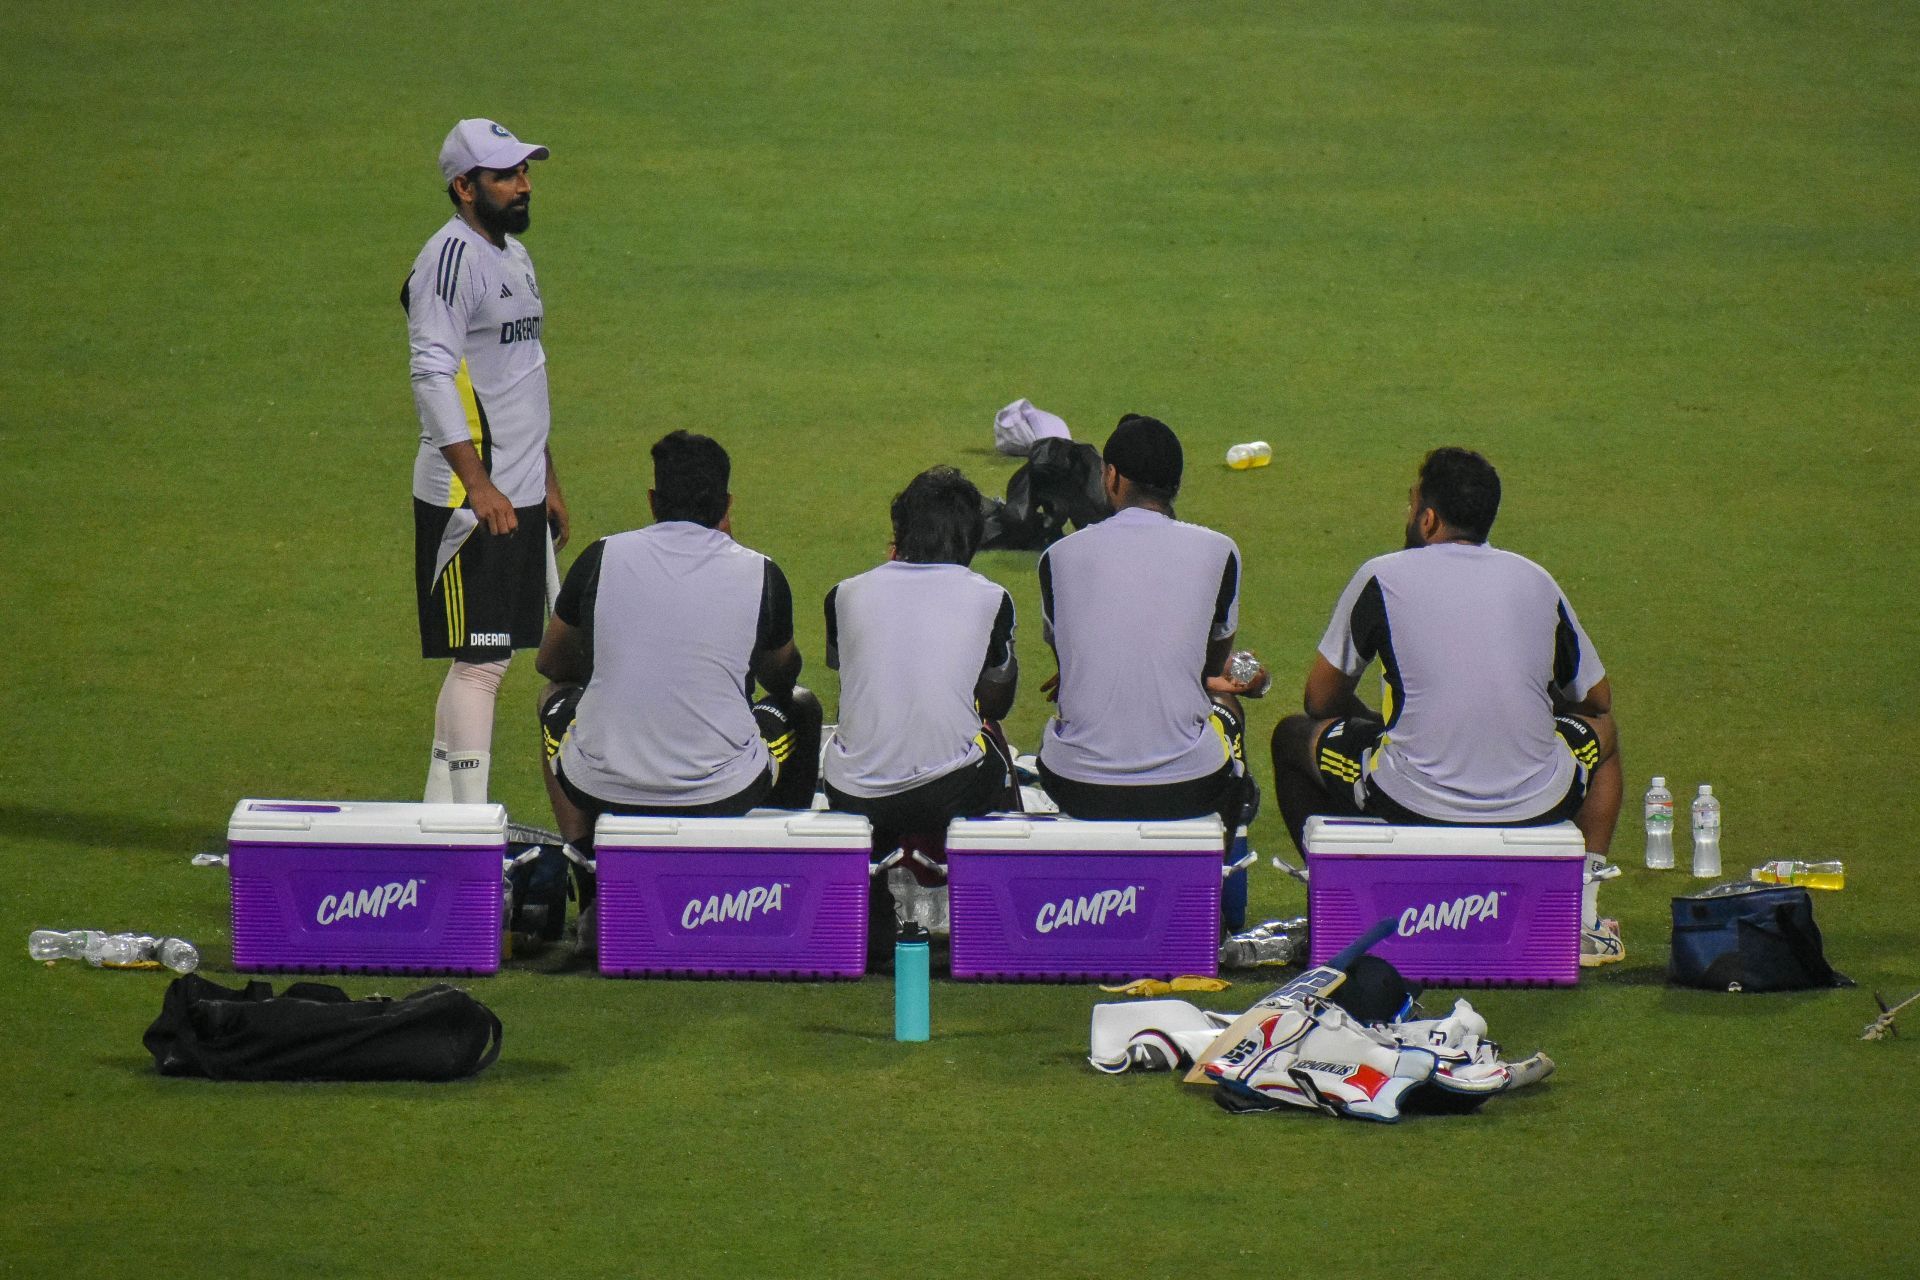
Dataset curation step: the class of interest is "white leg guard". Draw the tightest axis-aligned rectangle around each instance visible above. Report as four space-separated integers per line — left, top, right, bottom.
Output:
429 659 509 804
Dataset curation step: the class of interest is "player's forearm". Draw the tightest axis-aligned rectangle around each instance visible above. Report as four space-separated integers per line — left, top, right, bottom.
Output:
536 619 589 684
439 441 500 499
976 657 1018 721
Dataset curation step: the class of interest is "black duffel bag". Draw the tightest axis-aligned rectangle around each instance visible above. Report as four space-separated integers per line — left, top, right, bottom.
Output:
1669 881 1852 993
144 974 502 1081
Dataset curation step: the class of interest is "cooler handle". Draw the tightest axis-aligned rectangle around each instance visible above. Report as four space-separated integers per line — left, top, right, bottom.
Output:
784 815 872 838
1499 828 1584 847
606 818 681 836
232 815 314 832
1140 821 1224 840
420 818 510 836
1306 826 1396 846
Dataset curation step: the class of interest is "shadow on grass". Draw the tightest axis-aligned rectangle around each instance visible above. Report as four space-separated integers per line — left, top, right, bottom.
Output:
0 803 222 854
801 1023 1052 1043
121 1056 570 1081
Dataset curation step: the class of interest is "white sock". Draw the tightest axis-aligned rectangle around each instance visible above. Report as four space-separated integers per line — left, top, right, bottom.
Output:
430 659 509 803
424 741 453 803
1584 853 1606 928
447 750 491 804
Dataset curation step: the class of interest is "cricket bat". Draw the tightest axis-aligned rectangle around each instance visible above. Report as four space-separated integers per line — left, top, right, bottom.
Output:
1181 915 1398 1084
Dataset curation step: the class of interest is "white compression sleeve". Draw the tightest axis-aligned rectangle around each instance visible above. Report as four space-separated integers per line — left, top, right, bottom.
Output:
430 658 510 803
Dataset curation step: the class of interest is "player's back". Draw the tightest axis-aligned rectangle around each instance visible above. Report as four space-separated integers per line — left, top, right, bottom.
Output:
824 561 1012 797
564 522 772 806
1038 507 1240 784
1353 542 1593 820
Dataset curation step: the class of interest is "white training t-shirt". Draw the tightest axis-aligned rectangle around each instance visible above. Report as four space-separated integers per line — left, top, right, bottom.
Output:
822 561 1016 799
1037 507 1241 786
404 216 551 508
554 524 790 808
1317 541 1606 823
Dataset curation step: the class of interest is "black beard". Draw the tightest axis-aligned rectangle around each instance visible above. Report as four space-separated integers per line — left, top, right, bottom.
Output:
1404 518 1422 550
474 194 530 238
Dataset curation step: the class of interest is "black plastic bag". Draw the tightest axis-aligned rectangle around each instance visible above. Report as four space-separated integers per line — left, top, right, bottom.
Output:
981 438 1112 550
144 974 502 1081
1669 881 1852 993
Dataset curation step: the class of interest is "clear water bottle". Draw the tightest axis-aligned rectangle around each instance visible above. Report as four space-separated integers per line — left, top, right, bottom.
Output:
27 930 198 972
1643 776 1675 869
28 930 91 961
1691 784 1722 878
1224 441 1272 470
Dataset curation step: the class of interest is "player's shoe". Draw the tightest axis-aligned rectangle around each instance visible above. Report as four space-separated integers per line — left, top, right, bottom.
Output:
1580 917 1624 967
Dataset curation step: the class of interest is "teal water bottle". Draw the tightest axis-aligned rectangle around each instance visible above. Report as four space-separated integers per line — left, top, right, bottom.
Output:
894 920 930 1042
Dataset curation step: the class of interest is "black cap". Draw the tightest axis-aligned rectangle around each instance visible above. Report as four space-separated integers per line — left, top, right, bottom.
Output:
897 920 930 944
1327 955 1421 1023
1103 413 1183 492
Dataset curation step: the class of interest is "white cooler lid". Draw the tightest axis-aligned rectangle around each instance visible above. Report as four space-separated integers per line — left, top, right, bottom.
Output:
595 810 871 849
945 813 1224 851
228 799 508 845
1304 815 1584 857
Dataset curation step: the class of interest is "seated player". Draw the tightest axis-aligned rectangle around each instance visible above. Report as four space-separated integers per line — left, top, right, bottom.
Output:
1034 414 1267 830
821 466 1020 845
1269 446 1625 964
535 430 822 857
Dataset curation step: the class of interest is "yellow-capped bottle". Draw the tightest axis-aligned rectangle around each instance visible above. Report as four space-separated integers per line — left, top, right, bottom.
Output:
1225 441 1272 470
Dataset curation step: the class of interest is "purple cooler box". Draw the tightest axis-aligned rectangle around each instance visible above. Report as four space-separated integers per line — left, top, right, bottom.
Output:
945 815 1225 982
593 811 872 979
227 799 507 976
1304 816 1586 987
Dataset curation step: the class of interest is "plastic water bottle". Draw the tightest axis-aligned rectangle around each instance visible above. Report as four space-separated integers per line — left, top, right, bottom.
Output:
1224 441 1272 470
28 931 199 972
894 921 930 1042
1691 784 1722 878
1643 776 1675 869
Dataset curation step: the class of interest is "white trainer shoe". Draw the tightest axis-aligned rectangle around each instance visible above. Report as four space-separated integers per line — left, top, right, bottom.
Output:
1580 917 1625 967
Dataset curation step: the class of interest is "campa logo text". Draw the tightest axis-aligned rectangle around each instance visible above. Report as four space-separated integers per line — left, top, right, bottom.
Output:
1397 891 1505 938
316 880 422 925
681 883 790 930
1034 886 1144 934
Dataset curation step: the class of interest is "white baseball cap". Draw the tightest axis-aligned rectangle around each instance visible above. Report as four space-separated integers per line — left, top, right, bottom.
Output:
438 118 550 183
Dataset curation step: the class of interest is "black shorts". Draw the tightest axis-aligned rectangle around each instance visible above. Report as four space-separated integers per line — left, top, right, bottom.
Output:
539 685 818 820
1312 715 1597 826
414 498 548 662
824 734 1015 838
1036 701 1255 825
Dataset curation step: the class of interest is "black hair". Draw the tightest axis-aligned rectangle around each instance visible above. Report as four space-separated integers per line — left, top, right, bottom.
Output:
446 166 482 208
651 430 731 528
1416 447 1501 543
890 466 985 566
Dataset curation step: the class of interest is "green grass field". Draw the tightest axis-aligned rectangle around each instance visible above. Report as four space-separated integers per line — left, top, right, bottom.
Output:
4 1 1917 1275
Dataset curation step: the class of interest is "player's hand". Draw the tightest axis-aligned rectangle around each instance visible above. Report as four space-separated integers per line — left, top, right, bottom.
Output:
1040 672 1060 703
546 491 571 550
470 482 517 536
1206 663 1272 699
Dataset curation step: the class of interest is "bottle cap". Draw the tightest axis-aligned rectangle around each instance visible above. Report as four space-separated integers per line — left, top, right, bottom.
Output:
897 921 930 944
1699 784 1713 795
1651 776 1665 787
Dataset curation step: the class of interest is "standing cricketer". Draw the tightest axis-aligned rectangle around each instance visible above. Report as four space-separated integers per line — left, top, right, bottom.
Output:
402 118 569 802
